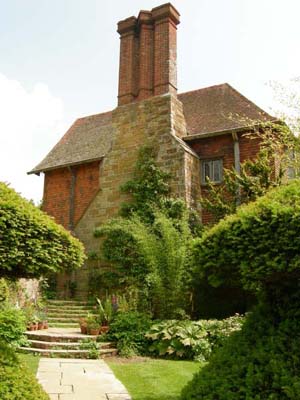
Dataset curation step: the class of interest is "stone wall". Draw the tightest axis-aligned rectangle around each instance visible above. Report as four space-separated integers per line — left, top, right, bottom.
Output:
71 93 200 298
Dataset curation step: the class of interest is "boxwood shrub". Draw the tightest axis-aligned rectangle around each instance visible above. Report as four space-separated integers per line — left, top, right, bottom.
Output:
0 182 86 279
192 180 300 291
0 341 49 400
182 181 300 399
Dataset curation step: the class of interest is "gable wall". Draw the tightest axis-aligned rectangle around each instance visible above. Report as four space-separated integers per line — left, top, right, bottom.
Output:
43 160 100 230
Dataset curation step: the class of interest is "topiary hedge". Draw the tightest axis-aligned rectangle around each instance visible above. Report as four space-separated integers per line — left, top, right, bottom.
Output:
0 341 49 400
182 181 300 399
0 182 86 279
192 180 300 291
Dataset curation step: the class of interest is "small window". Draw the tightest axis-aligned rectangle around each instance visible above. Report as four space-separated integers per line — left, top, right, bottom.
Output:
201 159 223 184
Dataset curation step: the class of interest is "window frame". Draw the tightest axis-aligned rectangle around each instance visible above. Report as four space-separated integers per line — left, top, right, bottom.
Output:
201 158 223 185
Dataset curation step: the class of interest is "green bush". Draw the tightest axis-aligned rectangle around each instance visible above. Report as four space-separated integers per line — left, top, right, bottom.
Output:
193 180 300 291
0 182 86 279
0 306 26 346
182 181 300 399
0 341 49 400
107 311 152 357
181 302 300 400
146 315 243 362
0 278 9 303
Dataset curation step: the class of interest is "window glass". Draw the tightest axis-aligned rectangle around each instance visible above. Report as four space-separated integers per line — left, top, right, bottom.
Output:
201 159 223 184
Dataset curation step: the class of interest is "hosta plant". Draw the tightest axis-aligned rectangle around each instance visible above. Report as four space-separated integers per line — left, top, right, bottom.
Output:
146 315 243 362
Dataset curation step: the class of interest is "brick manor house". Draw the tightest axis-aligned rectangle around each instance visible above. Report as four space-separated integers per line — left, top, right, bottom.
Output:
29 3 274 297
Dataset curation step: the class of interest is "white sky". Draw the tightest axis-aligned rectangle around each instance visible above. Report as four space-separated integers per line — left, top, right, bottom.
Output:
0 0 299 202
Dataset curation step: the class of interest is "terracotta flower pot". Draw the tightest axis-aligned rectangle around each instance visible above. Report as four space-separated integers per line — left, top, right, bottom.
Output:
100 325 109 334
44 321 49 329
80 324 88 334
38 322 44 330
89 328 100 336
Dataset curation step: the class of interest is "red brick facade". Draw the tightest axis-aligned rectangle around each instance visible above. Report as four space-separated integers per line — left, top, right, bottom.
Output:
43 161 100 229
189 131 262 224
117 3 179 105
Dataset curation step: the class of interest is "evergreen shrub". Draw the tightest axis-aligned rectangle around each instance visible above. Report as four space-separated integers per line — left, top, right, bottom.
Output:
107 311 152 357
0 306 26 346
0 341 49 400
0 182 86 279
182 181 300 399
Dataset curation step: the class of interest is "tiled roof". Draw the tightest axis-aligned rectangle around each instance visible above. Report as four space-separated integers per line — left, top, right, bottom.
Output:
29 83 274 174
29 111 113 174
178 83 274 136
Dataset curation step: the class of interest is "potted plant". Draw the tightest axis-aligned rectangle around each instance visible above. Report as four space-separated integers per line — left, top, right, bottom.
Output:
86 313 100 335
96 297 113 333
79 317 87 334
37 311 47 330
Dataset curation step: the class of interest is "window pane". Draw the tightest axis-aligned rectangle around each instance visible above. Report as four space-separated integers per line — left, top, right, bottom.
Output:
213 160 222 182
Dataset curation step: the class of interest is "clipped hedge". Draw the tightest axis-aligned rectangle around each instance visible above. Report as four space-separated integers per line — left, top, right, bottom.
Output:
182 181 300 399
0 341 49 400
193 180 300 291
0 182 86 279
181 301 300 400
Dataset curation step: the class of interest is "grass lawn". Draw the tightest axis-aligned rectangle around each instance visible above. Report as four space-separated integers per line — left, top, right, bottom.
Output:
108 358 202 400
17 352 40 375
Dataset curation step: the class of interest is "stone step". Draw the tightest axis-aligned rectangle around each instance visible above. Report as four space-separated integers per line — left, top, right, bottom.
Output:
47 300 92 306
29 339 113 350
48 322 79 328
47 317 84 323
25 329 98 343
46 305 95 311
18 347 118 358
47 309 96 316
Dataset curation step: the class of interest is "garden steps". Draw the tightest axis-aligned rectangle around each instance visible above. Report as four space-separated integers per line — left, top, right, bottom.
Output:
28 339 113 350
45 299 97 328
21 328 117 359
18 346 118 358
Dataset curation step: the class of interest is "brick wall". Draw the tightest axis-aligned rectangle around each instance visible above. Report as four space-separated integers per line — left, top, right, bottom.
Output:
190 131 261 224
43 168 71 228
117 3 180 105
43 161 100 230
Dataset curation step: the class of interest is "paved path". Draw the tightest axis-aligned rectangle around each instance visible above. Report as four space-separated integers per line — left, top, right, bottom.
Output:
37 357 131 400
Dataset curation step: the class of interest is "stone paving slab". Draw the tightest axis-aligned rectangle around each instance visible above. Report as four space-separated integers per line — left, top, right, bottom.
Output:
37 357 131 400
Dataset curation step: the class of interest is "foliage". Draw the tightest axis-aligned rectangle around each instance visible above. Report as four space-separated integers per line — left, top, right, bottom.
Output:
201 123 300 222
107 311 152 357
97 211 193 318
193 180 300 291
0 278 10 303
0 306 27 346
40 274 57 299
146 315 243 362
181 299 300 400
108 358 201 400
0 341 49 400
120 145 171 223
96 297 114 325
182 180 300 399
79 339 101 359
0 182 86 279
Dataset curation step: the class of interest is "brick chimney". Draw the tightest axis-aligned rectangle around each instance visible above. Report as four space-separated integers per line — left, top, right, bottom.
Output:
117 3 180 106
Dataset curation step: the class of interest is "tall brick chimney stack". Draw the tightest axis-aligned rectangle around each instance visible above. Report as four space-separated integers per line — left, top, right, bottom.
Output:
117 3 180 106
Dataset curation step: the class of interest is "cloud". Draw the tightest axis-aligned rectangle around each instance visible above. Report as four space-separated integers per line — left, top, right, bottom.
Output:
0 73 66 202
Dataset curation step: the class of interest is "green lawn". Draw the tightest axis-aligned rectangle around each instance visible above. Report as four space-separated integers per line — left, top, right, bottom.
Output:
17 353 40 375
108 358 202 400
